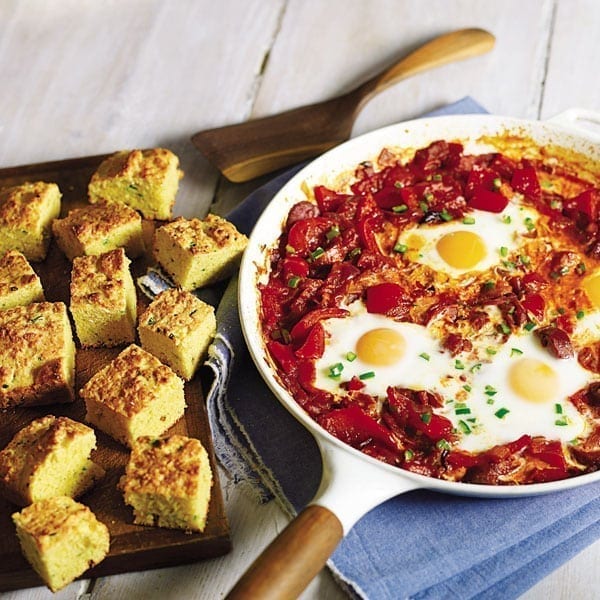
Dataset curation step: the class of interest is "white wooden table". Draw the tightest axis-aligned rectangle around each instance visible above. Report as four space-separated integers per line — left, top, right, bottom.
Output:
2 1 600 598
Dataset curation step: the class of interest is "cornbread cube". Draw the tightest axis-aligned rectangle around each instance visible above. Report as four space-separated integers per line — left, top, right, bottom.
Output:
70 248 137 348
138 288 216 380
120 435 212 532
153 214 248 291
0 181 61 261
81 344 186 447
88 148 182 220
0 250 44 310
52 201 145 261
0 415 105 506
0 302 75 409
12 496 110 592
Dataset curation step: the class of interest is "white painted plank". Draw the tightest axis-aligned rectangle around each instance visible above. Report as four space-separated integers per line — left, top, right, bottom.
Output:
541 0 600 118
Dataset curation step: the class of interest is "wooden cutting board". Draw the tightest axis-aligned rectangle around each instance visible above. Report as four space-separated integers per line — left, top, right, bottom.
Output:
0 155 231 592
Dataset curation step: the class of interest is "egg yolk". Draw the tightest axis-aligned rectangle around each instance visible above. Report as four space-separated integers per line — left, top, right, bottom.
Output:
583 272 600 308
436 230 486 269
508 358 559 403
356 328 405 366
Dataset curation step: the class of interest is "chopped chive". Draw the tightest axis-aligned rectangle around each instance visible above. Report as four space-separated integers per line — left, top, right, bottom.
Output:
524 321 536 331
310 246 325 260
285 244 296 254
394 242 408 253
502 215 512 224
455 407 471 415
326 225 340 240
463 384 472 392
423 192 434 202
483 280 495 291
524 217 535 231
345 351 357 362
500 246 509 257
404 449 414 461
392 204 408 213
519 254 531 265
576 310 585 320
419 352 431 361
484 385 497 397
359 371 376 380
576 262 586 275
348 248 361 259
436 439 451 450
495 407 510 419
486 397 495 405
454 359 465 370
420 412 432 424
497 323 511 335
287 276 301 288
486 347 497 355
440 209 453 222
549 197 560 207
502 260 516 270
432 174 443 182
470 362 482 373
510 347 523 357
462 216 476 225
458 420 472 434
492 177 502 190
555 403 563 414
419 200 429 212
328 363 344 378
555 417 569 426
394 181 405 189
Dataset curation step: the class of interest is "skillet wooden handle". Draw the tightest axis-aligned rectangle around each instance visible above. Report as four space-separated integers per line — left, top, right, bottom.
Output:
226 505 344 600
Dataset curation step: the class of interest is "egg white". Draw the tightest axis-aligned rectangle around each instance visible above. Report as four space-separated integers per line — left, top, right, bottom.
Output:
440 331 590 452
396 202 539 278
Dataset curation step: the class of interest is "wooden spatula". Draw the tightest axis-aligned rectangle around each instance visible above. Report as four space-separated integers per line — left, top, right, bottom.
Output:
191 28 495 183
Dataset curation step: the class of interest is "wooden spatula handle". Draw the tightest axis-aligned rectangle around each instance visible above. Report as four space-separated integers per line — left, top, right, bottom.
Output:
226 504 343 600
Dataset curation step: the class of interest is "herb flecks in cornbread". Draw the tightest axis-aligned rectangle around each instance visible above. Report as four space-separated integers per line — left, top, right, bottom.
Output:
0 302 75 409
12 496 110 592
70 248 137 348
138 288 216 380
81 344 186 447
153 214 248 291
0 249 45 310
0 181 61 261
52 201 145 261
120 434 212 532
0 415 105 506
88 148 182 220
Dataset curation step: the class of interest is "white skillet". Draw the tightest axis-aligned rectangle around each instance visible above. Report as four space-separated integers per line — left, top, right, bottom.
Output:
232 110 600 599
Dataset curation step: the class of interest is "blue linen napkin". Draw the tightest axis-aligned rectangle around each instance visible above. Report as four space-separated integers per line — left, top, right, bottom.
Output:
147 97 600 599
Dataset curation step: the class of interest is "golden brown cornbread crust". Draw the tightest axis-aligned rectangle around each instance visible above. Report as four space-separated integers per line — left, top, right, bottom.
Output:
81 344 177 417
0 250 44 309
70 248 133 311
0 302 75 409
0 415 104 506
52 201 144 260
0 181 61 261
12 495 110 592
88 148 182 220
120 434 212 532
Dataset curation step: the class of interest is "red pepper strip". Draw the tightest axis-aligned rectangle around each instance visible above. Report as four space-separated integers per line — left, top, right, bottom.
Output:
445 450 481 469
467 187 509 213
366 282 404 315
521 293 545 321
317 404 397 450
294 323 325 359
564 188 600 221
313 185 350 213
341 376 366 391
357 215 381 253
286 216 336 255
266 340 297 375
408 410 454 442
526 439 569 482
282 256 310 279
290 307 348 343
511 166 542 201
